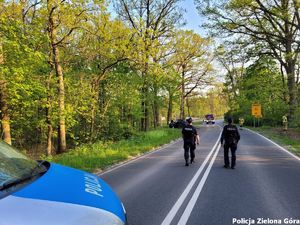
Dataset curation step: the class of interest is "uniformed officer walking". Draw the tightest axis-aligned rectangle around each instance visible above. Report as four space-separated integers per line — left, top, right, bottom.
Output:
221 117 240 169
182 117 200 166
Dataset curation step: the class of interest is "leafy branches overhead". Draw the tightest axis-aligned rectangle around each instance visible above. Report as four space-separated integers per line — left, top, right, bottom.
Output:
196 0 300 121
113 0 185 131
114 0 184 37
172 30 213 94
0 0 217 156
168 30 214 118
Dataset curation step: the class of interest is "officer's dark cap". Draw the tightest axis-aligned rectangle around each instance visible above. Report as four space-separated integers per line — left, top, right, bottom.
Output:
186 117 193 123
227 117 233 124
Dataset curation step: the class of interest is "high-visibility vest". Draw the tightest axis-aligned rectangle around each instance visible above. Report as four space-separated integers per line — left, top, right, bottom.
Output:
282 116 287 123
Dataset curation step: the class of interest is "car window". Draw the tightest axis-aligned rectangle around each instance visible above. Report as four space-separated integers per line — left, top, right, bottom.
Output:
0 142 39 188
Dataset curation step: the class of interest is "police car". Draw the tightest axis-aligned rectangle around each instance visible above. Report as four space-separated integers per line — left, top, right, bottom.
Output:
0 141 127 225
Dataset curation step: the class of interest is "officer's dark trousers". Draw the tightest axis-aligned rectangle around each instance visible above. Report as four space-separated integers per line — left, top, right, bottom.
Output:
224 144 237 168
184 142 196 163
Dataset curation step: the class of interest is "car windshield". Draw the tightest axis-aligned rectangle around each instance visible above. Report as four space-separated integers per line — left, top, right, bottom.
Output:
0 141 41 189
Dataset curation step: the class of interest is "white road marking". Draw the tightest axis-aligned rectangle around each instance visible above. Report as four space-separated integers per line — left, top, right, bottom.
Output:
99 139 182 175
99 124 223 176
177 143 221 225
160 132 222 225
246 128 300 161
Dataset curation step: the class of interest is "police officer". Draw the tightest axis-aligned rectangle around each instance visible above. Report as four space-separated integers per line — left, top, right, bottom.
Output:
221 117 240 169
182 117 200 166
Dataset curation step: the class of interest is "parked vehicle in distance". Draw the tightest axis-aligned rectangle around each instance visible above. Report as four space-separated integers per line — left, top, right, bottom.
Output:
0 141 127 225
204 114 215 124
169 119 187 128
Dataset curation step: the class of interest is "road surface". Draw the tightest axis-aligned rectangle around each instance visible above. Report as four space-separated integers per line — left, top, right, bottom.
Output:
99 122 300 225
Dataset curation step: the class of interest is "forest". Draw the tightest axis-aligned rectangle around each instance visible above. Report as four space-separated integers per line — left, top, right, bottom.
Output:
0 0 299 157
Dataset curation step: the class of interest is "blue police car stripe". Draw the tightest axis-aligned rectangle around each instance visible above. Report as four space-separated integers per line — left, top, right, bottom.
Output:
12 163 125 223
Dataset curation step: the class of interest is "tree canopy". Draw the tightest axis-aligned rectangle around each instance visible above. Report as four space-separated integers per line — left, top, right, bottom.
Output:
0 0 218 156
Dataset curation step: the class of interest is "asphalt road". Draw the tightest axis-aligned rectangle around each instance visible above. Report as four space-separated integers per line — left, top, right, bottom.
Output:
98 122 300 225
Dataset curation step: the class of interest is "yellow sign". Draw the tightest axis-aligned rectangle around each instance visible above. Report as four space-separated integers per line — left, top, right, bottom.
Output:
252 103 262 117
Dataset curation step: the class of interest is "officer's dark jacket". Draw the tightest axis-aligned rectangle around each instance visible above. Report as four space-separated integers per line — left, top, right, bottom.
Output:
221 124 240 145
182 124 197 144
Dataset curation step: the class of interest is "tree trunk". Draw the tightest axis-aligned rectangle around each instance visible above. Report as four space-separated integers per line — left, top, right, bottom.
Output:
48 10 66 153
141 67 150 131
46 116 53 156
282 2 298 123
46 50 54 156
152 84 159 128
286 62 297 123
153 102 159 128
167 91 173 124
280 64 288 102
46 89 53 156
186 97 190 117
90 102 95 139
209 93 215 114
0 80 12 145
180 68 185 119
140 85 149 131
55 46 66 153
90 85 98 140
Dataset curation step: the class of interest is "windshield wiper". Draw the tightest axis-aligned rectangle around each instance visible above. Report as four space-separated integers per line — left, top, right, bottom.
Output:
0 161 47 191
30 160 47 176
0 175 33 191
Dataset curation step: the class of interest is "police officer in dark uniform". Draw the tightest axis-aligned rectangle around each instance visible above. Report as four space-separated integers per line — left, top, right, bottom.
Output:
182 117 200 166
221 117 240 169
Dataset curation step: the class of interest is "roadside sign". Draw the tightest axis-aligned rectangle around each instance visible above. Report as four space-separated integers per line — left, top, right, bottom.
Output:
252 103 262 117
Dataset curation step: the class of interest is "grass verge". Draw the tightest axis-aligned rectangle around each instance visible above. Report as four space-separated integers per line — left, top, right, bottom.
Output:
250 126 300 157
49 128 182 173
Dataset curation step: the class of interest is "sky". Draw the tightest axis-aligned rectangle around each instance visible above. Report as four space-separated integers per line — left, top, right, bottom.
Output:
108 0 207 36
179 0 207 36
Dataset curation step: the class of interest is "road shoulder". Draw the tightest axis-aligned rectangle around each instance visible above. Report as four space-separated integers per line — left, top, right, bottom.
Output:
245 127 300 161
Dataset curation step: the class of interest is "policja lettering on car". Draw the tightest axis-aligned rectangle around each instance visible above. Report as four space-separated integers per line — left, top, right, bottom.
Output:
84 174 104 197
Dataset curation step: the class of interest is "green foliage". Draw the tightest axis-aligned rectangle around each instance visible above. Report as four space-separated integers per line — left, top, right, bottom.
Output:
196 0 300 123
224 56 288 126
0 0 219 160
0 8 49 145
51 128 181 172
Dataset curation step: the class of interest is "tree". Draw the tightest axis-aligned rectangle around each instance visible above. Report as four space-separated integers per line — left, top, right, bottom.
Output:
114 0 183 131
0 80 11 145
45 0 104 152
0 1 48 147
215 44 247 111
170 30 213 119
196 0 300 122
71 16 132 140
236 56 288 125
187 83 229 119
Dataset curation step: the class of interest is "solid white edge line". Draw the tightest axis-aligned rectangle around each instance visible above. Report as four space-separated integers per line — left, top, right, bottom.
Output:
98 139 182 175
160 132 222 225
99 124 218 176
245 128 300 161
177 143 221 225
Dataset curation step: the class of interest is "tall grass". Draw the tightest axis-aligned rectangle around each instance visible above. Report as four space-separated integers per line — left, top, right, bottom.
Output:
50 128 181 172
